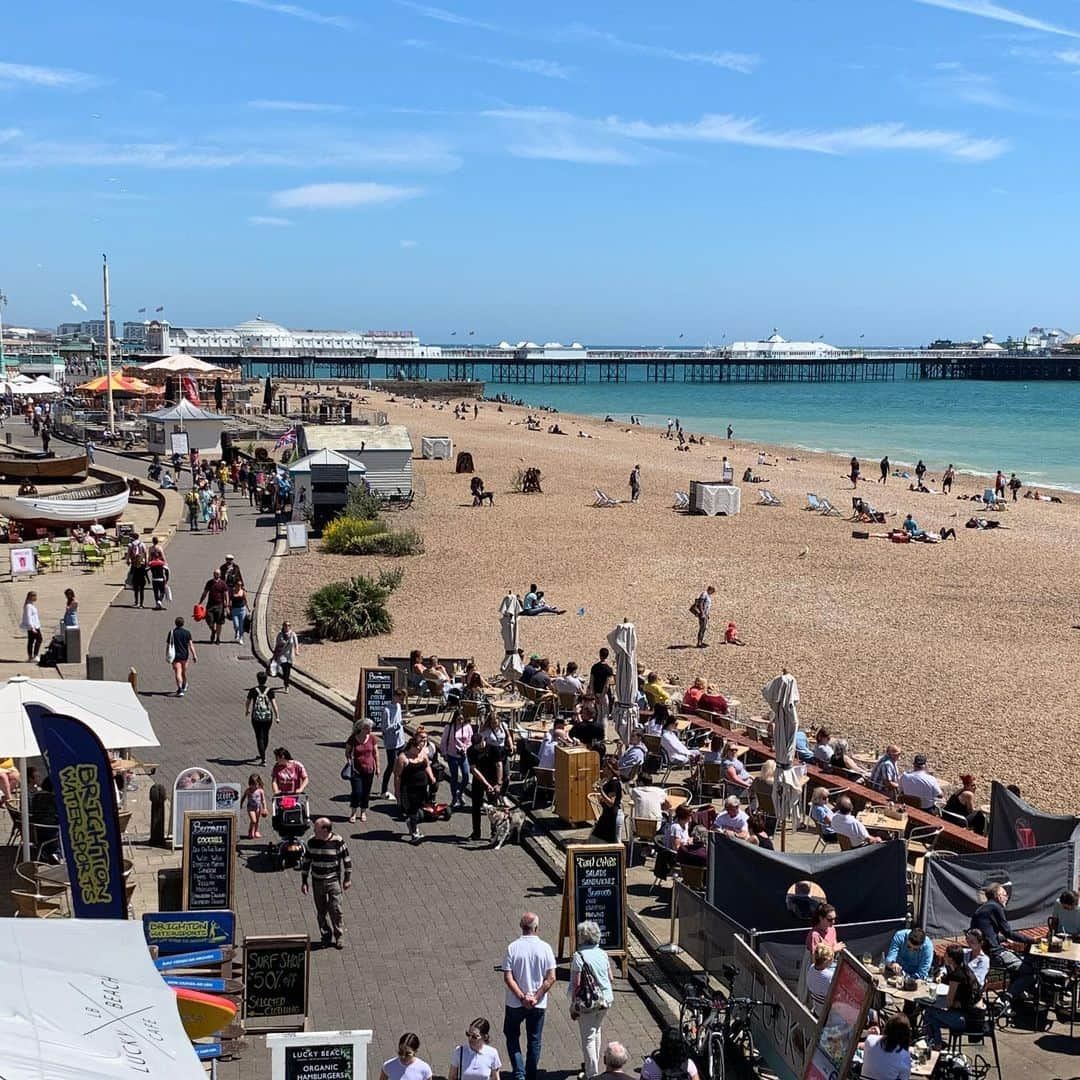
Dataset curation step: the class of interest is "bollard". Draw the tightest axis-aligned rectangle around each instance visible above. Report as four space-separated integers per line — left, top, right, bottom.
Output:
64 624 82 665
128 666 138 694
149 781 168 847
85 654 104 680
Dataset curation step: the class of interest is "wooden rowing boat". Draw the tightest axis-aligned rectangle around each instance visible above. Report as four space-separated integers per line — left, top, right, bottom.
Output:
0 453 87 480
0 479 130 525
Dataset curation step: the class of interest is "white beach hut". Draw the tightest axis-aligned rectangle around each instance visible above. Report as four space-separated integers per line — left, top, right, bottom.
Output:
144 398 231 456
297 424 414 496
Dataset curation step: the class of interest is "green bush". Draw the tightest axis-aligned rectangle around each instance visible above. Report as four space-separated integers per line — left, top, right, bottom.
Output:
321 516 388 553
347 528 424 556
305 568 404 641
344 487 383 521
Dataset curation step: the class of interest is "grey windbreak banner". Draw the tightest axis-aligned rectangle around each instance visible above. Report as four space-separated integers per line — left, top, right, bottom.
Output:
921 842 1076 939
708 833 908 931
988 780 1080 852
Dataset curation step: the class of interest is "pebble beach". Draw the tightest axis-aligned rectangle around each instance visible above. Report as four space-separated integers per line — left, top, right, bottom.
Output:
269 390 1080 811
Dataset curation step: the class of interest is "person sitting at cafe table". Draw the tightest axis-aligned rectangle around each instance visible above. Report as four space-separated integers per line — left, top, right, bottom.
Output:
538 719 572 770
943 773 986 834
868 744 902 798
702 733 725 764
806 903 845 955
831 796 883 847
809 787 837 841
616 729 646 780
860 1014 913 1080
643 672 670 708
631 778 666 822
660 714 700 766
714 795 750 839
805 943 838 1015
677 825 709 867
719 742 753 792
660 804 693 851
1052 889 1080 935
812 728 835 765
970 882 1037 1012
680 676 707 711
898 753 943 812
924 944 984 1050
884 927 933 981
552 660 583 697
936 928 990 988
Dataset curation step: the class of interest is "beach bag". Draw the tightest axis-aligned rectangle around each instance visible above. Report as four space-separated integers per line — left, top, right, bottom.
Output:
269 659 280 678
340 761 353 781
573 951 602 1013
243 614 252 633
251 688 273 724
193 603 207 621
165 630 176 664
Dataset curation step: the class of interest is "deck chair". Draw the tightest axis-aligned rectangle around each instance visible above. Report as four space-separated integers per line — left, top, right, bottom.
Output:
593 489 620 508
758 489 782 507
805 493 823 512
818 498 841 517
673 491 690 510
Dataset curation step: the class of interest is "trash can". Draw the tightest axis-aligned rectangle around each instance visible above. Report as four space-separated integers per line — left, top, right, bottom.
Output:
64 625 82 666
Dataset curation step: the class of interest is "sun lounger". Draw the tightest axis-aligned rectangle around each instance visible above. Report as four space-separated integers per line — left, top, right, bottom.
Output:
805 493 823 511
758 489 782 507
673 491 690 510
593 489 620 508
818 498 841 517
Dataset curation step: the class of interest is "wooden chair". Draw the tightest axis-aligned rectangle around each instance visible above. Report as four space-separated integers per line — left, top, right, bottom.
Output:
586 792 603 823
677 862 706 894
556 691 579 718
628 816 660 866
528 767 555 809
11 888 63 918
811 818 837 854
836 832 855 851
697 760 724 801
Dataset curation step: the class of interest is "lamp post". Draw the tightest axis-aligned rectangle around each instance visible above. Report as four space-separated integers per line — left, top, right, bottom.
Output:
102 254 115 433
0 288 7 379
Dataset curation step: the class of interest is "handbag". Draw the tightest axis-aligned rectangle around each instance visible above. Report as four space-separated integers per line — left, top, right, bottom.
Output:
269 659 280 677
193 603 207 621
340 761 353 781
165 630 176 664
243 614 253 633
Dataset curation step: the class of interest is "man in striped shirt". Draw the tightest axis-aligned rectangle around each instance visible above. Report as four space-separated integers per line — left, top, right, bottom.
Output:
300 818 352 948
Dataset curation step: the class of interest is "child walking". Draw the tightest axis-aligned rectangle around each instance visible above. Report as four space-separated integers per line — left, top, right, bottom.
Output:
243 773 268 839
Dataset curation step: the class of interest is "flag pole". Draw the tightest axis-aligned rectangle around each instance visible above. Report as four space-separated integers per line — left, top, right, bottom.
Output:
102 254 115 434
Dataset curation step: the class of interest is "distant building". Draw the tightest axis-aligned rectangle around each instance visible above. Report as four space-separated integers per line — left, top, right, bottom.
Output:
56 319 116 341
728 330 841 359
144 316 441 360
122 321 150 344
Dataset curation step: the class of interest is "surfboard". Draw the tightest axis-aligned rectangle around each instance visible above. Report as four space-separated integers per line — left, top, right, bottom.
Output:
173 987 238 1040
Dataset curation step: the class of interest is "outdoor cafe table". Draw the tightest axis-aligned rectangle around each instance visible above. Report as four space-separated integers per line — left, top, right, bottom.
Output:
859 809 908 837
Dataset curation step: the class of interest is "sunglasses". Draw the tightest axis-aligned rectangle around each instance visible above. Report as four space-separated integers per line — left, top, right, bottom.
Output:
466 1031 482 1039
398 1051 415 1060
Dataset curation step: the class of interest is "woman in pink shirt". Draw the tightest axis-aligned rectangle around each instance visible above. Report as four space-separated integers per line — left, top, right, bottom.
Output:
441 709 474 810
345 718 379 824
805 903 845 955
271 747 309 794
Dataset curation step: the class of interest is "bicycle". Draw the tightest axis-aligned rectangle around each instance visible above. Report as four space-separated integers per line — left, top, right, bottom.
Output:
678 966 779 1080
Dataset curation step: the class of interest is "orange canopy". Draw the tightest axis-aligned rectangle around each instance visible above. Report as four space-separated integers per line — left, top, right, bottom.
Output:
76 373 161 395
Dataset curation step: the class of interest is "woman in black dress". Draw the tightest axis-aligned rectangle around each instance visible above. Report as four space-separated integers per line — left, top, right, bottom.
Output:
590 768 623 844
394 734 436 844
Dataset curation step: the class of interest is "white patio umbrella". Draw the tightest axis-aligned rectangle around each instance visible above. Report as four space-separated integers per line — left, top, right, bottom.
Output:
606 620 638 742
0 676 158 860
499 591 523 679
762 669 803 851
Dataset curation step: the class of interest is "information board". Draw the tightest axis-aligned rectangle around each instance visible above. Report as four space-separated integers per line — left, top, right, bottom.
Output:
143 910 236 955
181 811 236 912
170 431 190 456
171 767 217 850
9 547 35 578
215 782 242 812
286 521 308 551
559 843 627 974
244 934 310 1032
268 1031 373 1080
355 666 397 723
803 953 875 1080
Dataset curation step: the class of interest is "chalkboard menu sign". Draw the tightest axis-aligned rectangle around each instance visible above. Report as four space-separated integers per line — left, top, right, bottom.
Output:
181 811 236 912
559 844 627 974
244 934 310 1032
285 1043 354 1080
356 666 397 723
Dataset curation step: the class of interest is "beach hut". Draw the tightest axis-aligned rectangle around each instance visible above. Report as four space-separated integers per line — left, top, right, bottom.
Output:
288 447 367 531
143 398 231 456
297 423 414 496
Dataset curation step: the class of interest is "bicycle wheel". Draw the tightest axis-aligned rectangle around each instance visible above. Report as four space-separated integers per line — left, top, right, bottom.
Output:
679 997 712 1059
706 1030 725 1080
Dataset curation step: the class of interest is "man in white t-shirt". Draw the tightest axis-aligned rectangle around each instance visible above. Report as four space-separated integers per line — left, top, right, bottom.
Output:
631 784 666 822
502 912 557 1080
899 754 944 811
830 796 882 848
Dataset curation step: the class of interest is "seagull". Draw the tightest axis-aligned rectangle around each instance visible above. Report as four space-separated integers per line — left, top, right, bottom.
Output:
70 293 88 311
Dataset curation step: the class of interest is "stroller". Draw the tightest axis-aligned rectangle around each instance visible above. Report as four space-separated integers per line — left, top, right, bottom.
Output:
268 792 310 869
420 750 452 822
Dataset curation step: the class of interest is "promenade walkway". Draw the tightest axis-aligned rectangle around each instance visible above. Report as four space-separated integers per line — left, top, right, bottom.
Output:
86 467 661 1078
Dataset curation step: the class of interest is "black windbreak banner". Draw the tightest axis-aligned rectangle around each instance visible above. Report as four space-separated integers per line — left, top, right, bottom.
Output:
921 842 1076 939
707 833 908 931
989 780 1080 852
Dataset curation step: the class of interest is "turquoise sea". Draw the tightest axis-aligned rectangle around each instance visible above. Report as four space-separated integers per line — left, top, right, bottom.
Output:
487 379 1080 491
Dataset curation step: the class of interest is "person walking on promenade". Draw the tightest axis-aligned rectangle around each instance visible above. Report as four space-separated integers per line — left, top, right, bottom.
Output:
20 591 42 661
345 717 378 824
467 730 503 840
149 554 169 610
692 584 715 648
246 467 258 507
570 919 615 1078
629 464 641 503
184 488 200 531
229 579 249 644
380 688 407 799
242 772 268 839
127 533 148 608
379 1034 432 1080
198 568 229 645
394 733 437 844
245 670 278 765
502 912 557 1080
441 708 473 810
300 816 352 948
449 1018 502 1080
271 620 299 692
62 588 79 628
879 456 889 483
41 426 50 454
167 616 196 696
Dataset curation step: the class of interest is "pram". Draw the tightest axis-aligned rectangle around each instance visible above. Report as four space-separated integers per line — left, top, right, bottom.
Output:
268 792 310 869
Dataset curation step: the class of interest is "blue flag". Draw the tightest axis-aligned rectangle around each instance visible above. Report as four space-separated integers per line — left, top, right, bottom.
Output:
26 704 127 919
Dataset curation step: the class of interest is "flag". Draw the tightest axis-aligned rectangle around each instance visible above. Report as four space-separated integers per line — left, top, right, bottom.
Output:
137 307 146 313
274 426 297 450
25 704 127 919
155 305 165 312
181 374 200 405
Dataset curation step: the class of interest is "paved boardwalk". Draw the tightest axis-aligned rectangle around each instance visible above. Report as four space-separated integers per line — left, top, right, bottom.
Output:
88 478 661 1078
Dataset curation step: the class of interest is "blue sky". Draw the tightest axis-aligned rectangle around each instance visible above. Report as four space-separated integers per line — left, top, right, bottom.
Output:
4 0 1080 343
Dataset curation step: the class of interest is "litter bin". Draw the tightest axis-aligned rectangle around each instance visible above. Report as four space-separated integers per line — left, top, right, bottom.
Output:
85 652 104 680
64 625 82 666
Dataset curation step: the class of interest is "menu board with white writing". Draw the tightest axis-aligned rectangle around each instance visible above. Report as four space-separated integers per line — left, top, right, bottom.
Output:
244 935 310 1032
568 844 626 953
285 1043 354 1080
181 811 236 911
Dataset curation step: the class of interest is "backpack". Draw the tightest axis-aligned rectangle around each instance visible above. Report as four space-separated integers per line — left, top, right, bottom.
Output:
251 687 273 723
689 596 703 617
573 951 602 1013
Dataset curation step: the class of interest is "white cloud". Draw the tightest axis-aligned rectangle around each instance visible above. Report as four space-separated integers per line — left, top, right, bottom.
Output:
249 215 293 226
247 99 347 112
913 0 1080 39
0 61 100 89
564 26 759 74
226 0 355 29
923 66 1016 109
394 1 501 32
508 133 637 165
403 38 570 79
271 182 423 209
1055 49 1080 64
400 239 419 247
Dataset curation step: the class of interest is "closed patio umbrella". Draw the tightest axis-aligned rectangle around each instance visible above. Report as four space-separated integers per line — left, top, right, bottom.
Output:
762 669 802 850
499 591 523 679
262 375 273 413
0 675 158 861
214 376 224 412
606 620 638 743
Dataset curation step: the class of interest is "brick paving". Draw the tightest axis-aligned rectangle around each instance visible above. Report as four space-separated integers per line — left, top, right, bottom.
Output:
87 472 662 1078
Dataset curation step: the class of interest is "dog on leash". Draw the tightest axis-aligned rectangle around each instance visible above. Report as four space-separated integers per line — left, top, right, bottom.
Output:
486 803 527 849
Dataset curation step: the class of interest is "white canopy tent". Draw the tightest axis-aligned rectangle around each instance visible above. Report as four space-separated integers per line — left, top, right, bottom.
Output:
0 676 158 860
0 919 203 1079
139 354 230 375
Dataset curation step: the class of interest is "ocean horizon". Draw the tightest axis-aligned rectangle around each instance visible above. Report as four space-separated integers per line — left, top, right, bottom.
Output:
486 378 1080 492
